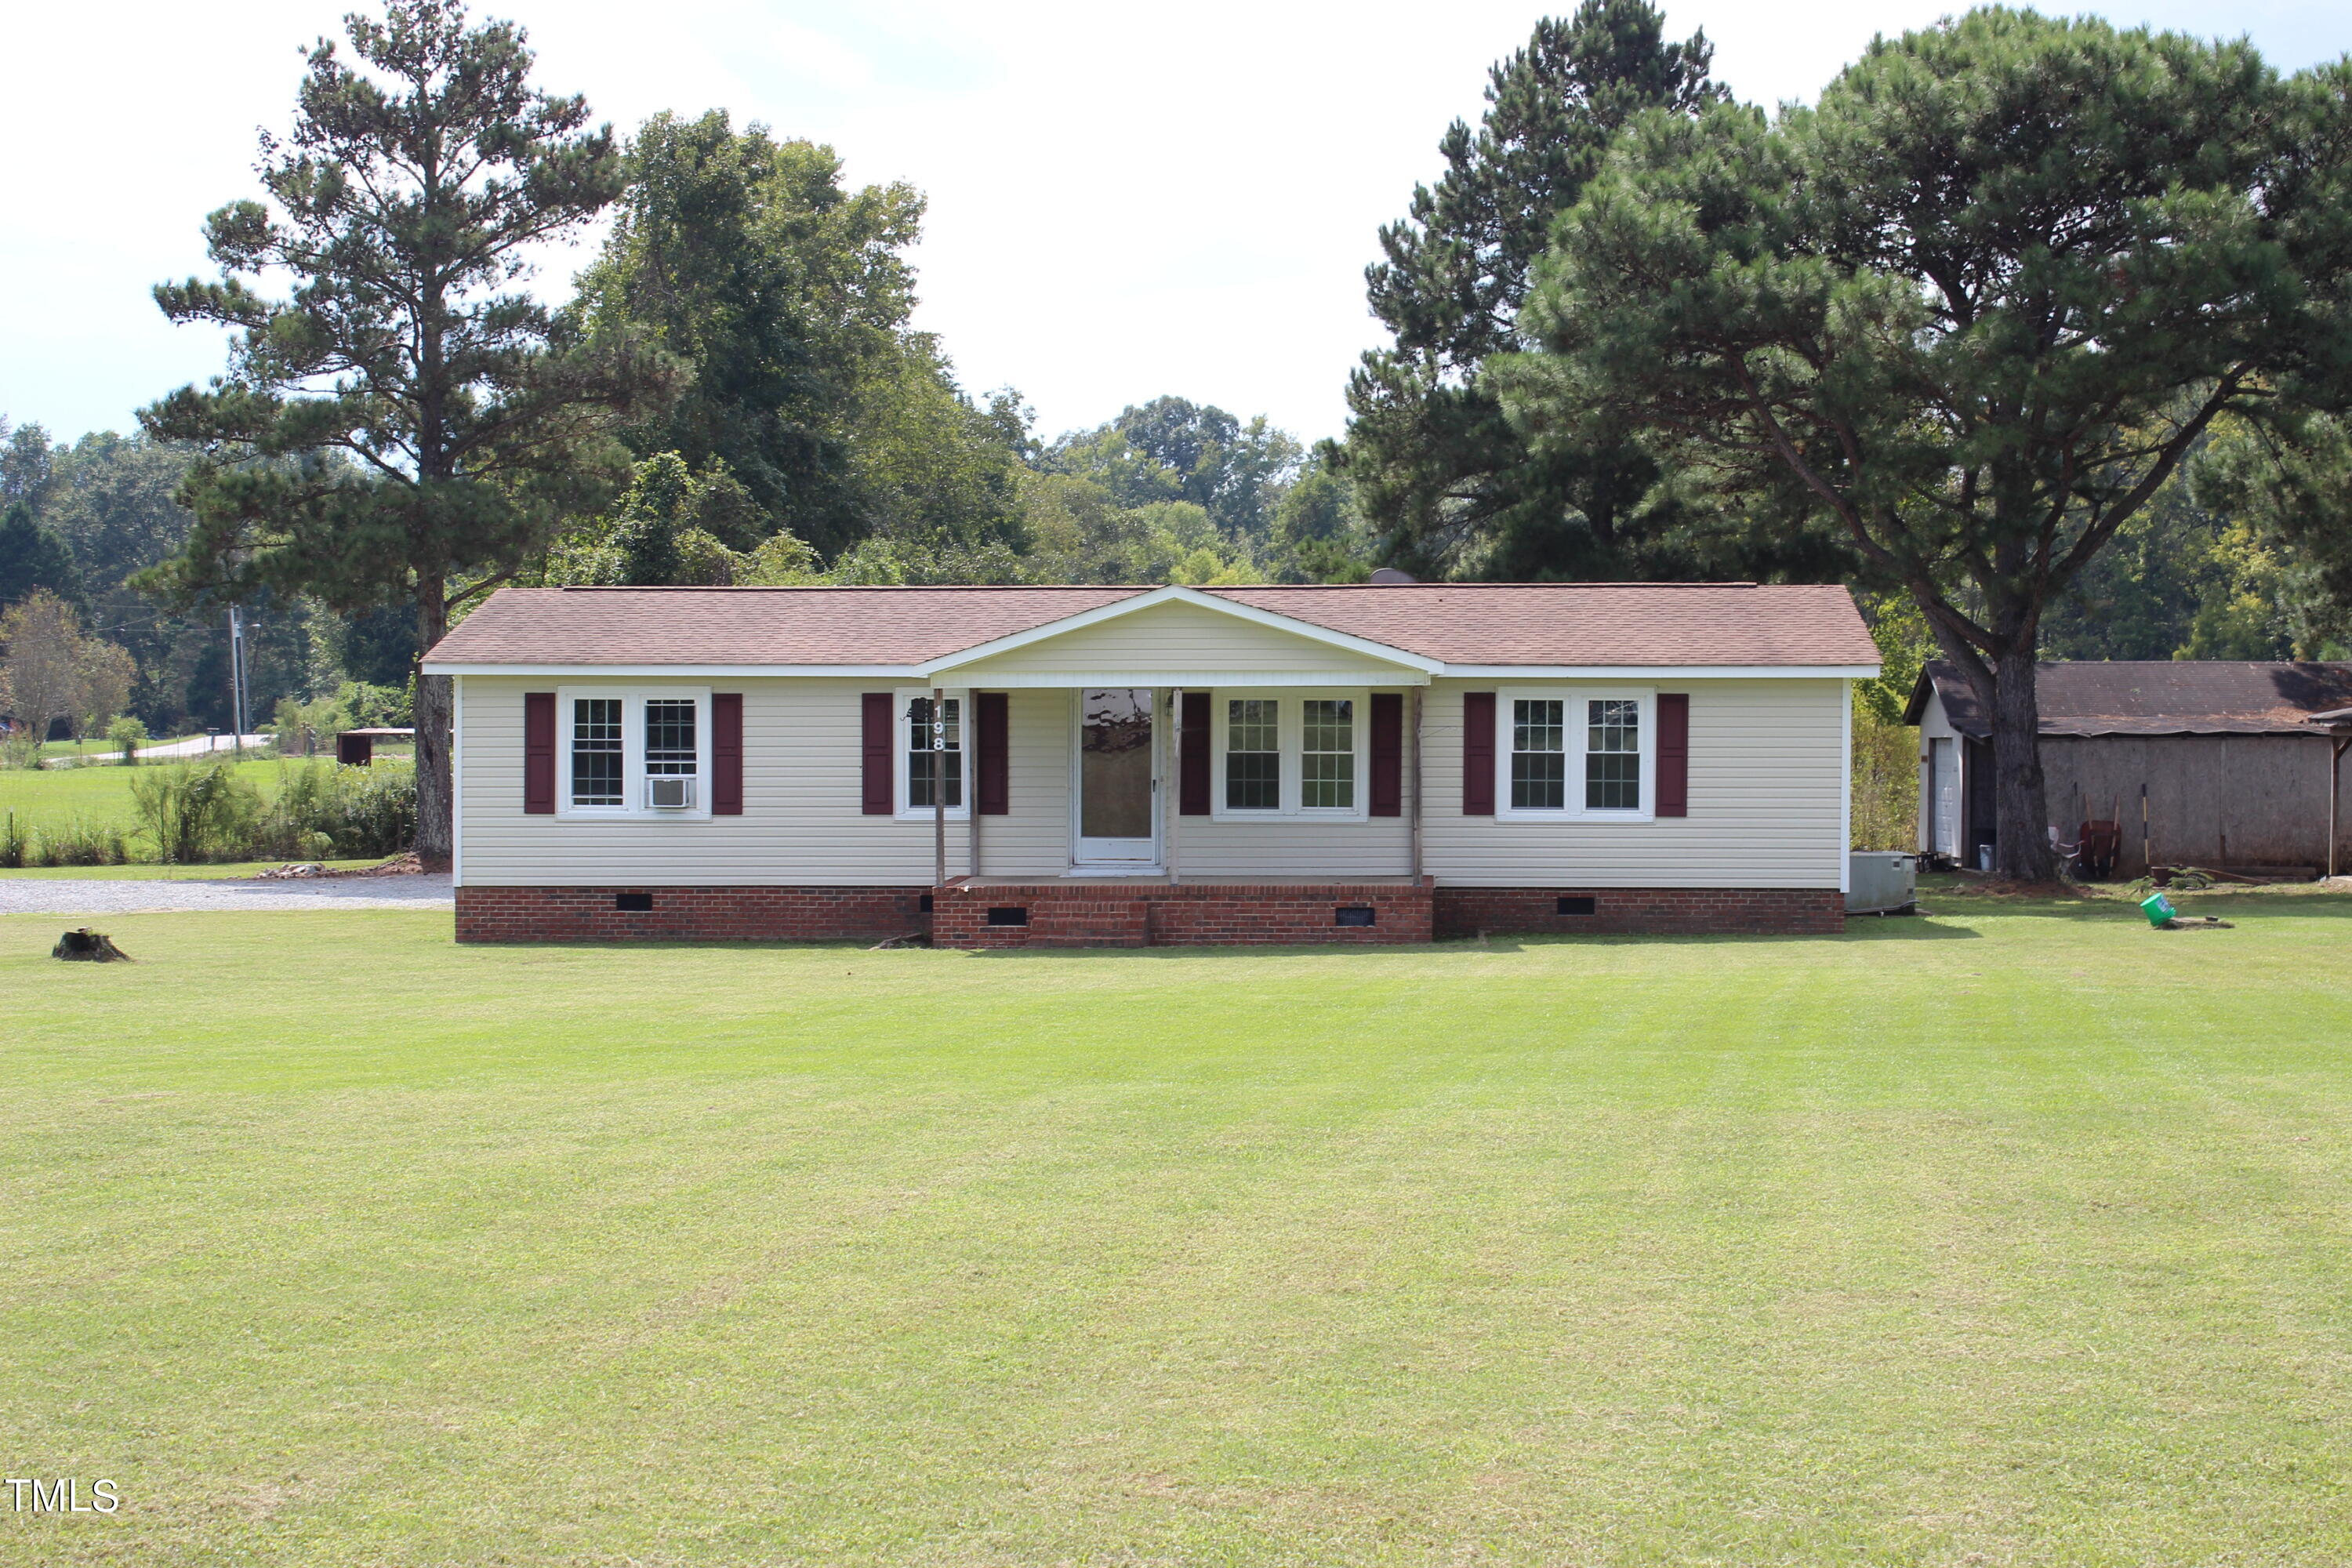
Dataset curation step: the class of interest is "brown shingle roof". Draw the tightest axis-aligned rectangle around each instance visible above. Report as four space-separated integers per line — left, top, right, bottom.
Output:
1911 659 2352 736
1207 583 1877 666
422 582 1878 670
424 586 1144 666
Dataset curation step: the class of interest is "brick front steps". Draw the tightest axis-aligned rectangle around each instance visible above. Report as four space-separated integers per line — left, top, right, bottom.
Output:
930 880 1436 949
455 883 1846 944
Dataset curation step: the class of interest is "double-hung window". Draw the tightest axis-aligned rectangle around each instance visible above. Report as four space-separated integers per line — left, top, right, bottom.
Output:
557 689 711 818
898 690 968 819
1225 699 1280 811
1210 690 1368 820
1497 689 1653 820
1301 699 1356 810
571 698 626 807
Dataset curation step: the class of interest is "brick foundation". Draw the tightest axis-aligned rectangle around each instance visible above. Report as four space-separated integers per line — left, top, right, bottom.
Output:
455 884 929 943
1433 886 1846 938
931 880 1436 949
455 881 1845 945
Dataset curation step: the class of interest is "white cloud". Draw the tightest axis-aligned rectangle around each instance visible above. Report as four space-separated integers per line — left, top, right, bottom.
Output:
4 0 2347 448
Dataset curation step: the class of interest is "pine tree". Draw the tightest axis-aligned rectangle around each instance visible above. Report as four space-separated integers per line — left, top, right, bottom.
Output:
140 0 670 866
1342 1 1719 578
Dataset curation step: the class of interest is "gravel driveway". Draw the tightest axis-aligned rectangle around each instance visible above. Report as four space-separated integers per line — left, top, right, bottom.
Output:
0 875 454 914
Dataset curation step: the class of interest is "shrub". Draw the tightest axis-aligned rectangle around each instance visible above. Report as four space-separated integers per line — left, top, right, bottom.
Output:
255 760 416 859
128 758 419 862
0 811 24 868
131 760 263 864
1850 699 1921 851
108 715 148 765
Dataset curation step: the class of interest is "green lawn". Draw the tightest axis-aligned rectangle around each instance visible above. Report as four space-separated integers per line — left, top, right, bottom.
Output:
5 893 2350 1564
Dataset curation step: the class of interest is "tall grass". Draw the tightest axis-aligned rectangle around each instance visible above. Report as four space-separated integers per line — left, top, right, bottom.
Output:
128 759 417 864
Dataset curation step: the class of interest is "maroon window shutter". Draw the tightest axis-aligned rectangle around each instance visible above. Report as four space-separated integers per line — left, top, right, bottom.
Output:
861 693 894 815
1657 692 1690 818
1461 691 1496 815
1370 692 1403 817
524 691 556 815
712 694 743 815
976 691 1009 815
1179 691 1210 815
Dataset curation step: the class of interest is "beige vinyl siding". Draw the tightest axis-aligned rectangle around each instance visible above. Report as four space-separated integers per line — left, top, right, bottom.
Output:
1420 678 1846 887
459 677 1069 886
457 673 1847 889
942 599 1419 681
1168 815 1414 878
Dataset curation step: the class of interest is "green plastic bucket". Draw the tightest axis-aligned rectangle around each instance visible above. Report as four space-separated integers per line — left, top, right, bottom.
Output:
2140 891 2177 927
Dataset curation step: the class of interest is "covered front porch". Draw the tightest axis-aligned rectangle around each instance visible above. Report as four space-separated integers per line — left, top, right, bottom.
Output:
908 590 1439 890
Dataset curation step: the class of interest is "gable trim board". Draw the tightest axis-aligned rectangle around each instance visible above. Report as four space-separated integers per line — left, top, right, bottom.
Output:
915 584 1444 678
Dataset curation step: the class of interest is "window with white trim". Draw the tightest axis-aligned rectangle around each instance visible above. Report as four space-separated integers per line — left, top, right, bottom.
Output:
1210 690 1369 820
898 690 969 819
557 689 711 818
1498 688 1653 820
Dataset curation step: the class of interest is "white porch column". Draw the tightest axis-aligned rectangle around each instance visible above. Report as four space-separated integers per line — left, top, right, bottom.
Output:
932 685 947 890
1409 685 1425 882
1164 687 1181 886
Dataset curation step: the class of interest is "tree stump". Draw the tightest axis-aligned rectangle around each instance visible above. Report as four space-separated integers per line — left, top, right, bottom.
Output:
53 929 131 962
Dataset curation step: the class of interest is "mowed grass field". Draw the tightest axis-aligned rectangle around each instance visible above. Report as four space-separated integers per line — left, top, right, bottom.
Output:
4 892 2350 1565
0 757 299 837
0 755 413 850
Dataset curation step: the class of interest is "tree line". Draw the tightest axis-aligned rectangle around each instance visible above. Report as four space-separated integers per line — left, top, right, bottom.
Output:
5 0 2350 878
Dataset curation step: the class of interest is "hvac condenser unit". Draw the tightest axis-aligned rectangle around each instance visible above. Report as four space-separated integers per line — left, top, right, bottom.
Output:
646 776 695 810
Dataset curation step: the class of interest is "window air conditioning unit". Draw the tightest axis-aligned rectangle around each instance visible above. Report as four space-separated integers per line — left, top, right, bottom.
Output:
646 776 695 810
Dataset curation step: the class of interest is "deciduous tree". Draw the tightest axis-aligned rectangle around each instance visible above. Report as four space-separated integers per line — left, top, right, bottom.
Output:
1501 9 2352 877
579 111 1017 561
1 590 87 743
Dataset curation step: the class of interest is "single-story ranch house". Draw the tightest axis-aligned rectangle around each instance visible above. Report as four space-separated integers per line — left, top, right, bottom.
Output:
419 581 1879 946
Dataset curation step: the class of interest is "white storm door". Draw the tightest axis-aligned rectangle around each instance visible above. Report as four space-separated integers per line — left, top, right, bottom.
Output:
1075 688 1158 865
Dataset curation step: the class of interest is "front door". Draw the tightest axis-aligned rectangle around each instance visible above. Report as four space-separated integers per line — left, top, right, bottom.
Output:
1075 688 1157 867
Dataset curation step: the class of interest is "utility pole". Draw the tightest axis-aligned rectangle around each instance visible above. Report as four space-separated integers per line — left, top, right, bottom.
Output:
227 607 249 757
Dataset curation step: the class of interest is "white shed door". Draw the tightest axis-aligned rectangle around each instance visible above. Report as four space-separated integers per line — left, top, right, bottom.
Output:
1929 738 1958 856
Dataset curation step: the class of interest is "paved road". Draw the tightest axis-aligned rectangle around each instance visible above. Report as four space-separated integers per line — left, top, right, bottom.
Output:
45 733 270 767
0 874 455 914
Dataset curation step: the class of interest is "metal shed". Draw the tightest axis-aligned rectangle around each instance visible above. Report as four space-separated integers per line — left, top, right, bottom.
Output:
1906 661 2352 879
335 727 415 767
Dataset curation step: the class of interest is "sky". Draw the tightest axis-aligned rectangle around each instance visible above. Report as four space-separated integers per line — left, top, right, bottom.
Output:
3 0 2348 451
